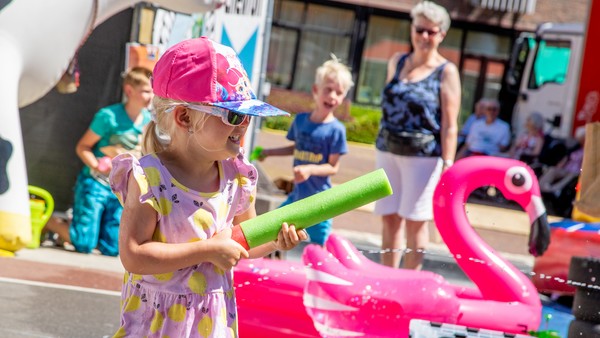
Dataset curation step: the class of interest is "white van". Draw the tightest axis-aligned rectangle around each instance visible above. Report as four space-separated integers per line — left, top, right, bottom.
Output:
505 22 584 139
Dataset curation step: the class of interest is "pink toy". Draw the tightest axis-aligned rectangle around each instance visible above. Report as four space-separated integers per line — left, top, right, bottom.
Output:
96 156 112 172
302 156 550 336
235 258 320 337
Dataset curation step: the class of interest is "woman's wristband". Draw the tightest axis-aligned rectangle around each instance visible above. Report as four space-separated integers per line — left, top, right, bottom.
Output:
442 159 454 167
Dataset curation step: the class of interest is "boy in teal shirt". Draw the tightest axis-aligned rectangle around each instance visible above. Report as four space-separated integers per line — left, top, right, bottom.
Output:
46 67 153 256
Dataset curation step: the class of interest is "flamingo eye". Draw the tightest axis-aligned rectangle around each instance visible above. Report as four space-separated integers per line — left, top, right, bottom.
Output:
512 173 526 186
504 166 533 194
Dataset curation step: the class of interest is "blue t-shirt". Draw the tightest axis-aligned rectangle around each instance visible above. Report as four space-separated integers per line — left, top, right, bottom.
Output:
286 112 348 201
458 113 484 145
83 103 151 176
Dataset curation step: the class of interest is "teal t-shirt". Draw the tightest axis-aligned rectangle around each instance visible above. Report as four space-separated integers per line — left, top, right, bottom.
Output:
83 103 151 176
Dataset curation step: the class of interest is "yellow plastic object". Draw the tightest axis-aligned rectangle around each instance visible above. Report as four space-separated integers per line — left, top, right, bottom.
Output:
571 181 600 223
0 249 15 257
27 185 54 249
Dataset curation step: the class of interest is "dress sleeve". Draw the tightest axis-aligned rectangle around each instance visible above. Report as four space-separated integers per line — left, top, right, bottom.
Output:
109 153 160 213
231 151 258 215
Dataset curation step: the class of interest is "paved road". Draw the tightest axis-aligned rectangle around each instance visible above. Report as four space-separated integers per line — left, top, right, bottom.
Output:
0 242 475 338
0 250 121 337
0 128 552 337
0 279 120 338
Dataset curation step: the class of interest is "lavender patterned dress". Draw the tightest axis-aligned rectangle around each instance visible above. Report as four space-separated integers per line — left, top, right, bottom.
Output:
109 151 257 338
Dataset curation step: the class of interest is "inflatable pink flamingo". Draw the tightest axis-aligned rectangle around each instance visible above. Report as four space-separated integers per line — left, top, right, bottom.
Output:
302 156 550 337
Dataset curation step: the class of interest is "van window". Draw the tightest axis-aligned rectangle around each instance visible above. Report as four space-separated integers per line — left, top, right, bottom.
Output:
528 40 571 89
506 36 534 93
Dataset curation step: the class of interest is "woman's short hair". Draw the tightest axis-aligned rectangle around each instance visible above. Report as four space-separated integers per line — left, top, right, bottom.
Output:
410 1 451 33
528 112 545 131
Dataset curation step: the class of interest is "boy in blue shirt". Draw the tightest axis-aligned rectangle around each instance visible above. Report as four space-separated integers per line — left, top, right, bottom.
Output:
260 57 354 245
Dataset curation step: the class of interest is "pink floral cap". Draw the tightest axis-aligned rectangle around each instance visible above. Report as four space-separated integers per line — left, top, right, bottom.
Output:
152 37 289 117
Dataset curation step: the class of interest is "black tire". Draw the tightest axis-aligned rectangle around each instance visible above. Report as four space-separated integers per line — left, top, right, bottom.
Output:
568 319 600 338
568 256 600 285
573 288 600 322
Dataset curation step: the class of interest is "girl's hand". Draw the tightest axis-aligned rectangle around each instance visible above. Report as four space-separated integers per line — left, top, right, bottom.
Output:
209 228 249 270
273 222 308 251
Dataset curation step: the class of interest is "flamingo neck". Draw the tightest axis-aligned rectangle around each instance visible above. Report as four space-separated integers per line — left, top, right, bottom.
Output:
435 183 536 304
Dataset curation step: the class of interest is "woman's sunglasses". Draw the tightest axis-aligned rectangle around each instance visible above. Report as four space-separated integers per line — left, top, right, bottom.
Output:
413 26 440 37
184 104 250 126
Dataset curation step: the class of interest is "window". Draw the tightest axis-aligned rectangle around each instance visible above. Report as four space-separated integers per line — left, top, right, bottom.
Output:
295 31 351 92
266 27 298 87
305 3 353 31
439 27 462 65
356 15 410 105
528 40 571 89
273 0 303 24
465 31 511 59
505 35 534 94
458 31 510 121
266 0 354 93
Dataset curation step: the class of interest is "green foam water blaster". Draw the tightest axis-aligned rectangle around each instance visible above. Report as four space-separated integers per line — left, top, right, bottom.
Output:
249 146 263 162
231 168 393 249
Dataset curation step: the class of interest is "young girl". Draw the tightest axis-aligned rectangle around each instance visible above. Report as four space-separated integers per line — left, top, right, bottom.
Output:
109 37 307 337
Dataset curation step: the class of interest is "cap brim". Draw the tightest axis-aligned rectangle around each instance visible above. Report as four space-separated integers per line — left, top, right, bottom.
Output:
211 100 290 117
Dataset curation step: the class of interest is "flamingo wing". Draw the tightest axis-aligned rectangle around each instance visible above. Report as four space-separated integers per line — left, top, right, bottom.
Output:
302 242 460 337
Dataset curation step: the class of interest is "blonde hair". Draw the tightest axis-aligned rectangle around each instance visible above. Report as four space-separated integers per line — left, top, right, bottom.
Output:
410 1 451 33
142 96 209 154
315 55 354 94
123 66 152 87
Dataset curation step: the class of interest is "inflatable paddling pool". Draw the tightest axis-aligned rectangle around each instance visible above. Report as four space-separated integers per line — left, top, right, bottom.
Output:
532 219 600 295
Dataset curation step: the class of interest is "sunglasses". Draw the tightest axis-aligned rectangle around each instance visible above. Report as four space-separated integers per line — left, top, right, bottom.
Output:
413 26 441 37
184 104 250 126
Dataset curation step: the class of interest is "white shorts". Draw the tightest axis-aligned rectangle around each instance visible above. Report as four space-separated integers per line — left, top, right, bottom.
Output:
374 151 443 221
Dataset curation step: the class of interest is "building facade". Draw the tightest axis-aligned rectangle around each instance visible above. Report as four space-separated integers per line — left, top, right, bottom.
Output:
265 0 589 123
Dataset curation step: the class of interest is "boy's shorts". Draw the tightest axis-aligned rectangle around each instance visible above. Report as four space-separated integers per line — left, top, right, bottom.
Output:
304 219 332 246
280 196 332 246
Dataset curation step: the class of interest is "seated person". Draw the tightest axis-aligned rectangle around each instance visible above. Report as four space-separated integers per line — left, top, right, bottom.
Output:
456 99 511 159
508 112 545 165
457 98 487 147
539 127 585 197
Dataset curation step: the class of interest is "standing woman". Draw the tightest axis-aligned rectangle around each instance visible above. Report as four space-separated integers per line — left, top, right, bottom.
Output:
374 1 461 269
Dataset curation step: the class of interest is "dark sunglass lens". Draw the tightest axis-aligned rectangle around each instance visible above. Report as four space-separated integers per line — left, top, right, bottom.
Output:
227 111 247 125
415 27 437 35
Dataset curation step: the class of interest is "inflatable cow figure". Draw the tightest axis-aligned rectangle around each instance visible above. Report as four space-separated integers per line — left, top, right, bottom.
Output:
0 0 223 254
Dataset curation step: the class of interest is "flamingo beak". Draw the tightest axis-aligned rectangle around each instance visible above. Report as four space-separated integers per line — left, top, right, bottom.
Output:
526 195 551 257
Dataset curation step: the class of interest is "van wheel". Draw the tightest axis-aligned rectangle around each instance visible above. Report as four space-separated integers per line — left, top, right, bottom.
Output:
572 288 600 322
568 319 600 337
568 256 600 285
